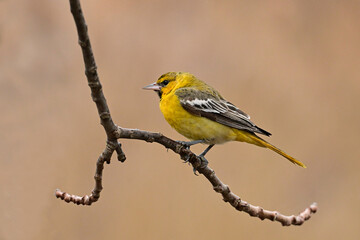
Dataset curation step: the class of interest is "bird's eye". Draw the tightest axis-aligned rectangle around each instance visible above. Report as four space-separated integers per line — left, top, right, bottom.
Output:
162 80 169 86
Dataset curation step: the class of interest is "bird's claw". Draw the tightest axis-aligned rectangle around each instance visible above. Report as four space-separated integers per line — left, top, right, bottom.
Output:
177 139 205 149
192 155 209 176
192 167 198 176
199 155 209 168
182 155 191 163
177 140 191 149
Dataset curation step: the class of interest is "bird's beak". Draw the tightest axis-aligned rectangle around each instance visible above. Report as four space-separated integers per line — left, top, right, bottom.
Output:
143 82 161 91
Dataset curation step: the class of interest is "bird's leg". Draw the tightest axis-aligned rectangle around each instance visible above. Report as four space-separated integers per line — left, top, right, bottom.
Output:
199 144 214 158
192 144 214 175
178 140 206 164
177 139 205 149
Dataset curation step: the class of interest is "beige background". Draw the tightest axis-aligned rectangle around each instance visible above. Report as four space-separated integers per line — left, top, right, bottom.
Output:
1 0 359 239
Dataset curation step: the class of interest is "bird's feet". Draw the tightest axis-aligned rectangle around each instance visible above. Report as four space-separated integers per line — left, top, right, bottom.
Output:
177 139 205 149
192 155 209 176
179 142 212 175
182 153 209 175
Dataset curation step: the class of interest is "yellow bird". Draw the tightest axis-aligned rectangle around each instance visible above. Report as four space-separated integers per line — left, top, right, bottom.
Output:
143 72 306 168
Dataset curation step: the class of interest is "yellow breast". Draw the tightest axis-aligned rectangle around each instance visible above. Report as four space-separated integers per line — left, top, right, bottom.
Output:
159 93 237 144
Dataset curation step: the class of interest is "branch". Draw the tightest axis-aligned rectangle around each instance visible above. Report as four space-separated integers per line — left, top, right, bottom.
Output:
55 0 318 226
55 0 125 205
55 141 117 205
114 128 318 226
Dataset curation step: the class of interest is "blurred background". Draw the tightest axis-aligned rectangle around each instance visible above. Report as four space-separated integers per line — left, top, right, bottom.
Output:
1 0 359 239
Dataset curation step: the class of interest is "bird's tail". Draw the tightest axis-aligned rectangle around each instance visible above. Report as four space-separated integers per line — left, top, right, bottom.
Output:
236 131 306 168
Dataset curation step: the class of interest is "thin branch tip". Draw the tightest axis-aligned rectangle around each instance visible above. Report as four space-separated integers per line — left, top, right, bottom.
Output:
55 188 94 205
115 143 126 162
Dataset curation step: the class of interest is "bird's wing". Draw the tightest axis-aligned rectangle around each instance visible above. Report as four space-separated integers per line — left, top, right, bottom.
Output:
176 88 271 136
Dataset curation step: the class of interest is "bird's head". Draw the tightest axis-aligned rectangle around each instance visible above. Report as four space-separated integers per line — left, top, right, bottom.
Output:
143 72 195 98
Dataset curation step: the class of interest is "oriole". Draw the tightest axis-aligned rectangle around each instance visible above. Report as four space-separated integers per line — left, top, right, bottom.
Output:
143 72 306 168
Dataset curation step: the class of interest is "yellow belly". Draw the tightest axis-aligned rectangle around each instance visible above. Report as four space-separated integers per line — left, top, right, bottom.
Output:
159 94 237 144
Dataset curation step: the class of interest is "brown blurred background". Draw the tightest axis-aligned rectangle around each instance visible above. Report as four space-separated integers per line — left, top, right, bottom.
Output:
1 0 359 239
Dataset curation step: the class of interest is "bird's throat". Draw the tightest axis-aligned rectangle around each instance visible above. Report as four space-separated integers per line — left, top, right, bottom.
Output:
156 90 162 99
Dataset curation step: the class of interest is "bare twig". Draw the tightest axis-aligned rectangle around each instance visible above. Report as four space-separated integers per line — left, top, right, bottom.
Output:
55 0 125 205
55 141 117 205
55 0 318 226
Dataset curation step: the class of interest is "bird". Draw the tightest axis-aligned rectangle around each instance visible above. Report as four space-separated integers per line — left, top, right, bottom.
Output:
143 72 306 169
